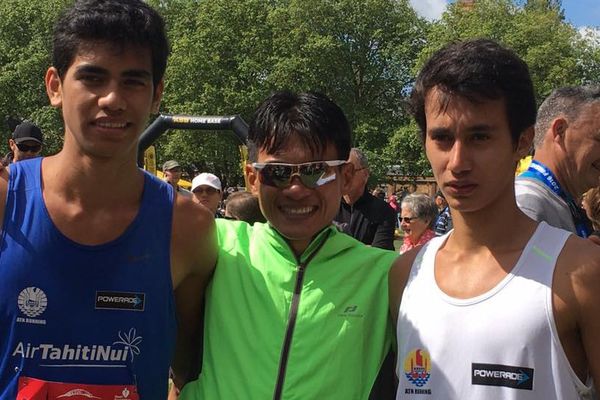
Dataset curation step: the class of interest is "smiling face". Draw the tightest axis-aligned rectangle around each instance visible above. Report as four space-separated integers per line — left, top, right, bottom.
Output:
400 205 430 243
424 87 530 215
557 102 600 198
246 134 352 255
45 42 162 161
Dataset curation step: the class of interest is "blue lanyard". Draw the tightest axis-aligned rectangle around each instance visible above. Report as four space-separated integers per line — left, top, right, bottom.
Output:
520 160 591 238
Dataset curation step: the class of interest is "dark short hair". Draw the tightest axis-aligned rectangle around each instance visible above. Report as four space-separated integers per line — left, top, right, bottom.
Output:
52 0 170 88
247 91 352 162
411 39 536 144
225 191 266 224
534 85 600 149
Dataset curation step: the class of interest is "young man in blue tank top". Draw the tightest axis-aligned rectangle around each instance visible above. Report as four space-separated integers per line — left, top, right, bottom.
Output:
0 1 216 398
389 39 600 399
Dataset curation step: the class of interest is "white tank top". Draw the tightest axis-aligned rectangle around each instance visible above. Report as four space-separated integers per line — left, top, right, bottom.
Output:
396 222 593 399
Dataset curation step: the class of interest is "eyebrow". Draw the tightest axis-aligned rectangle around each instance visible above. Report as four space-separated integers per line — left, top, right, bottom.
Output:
428 127 451 136
465 124 493 133
428 124 493 136
74 64 152 80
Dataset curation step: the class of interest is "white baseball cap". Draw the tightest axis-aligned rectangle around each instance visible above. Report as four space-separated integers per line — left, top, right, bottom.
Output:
192 173 222 192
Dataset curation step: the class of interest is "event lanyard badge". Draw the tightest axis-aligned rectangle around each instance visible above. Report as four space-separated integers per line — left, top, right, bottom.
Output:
520 160 592 238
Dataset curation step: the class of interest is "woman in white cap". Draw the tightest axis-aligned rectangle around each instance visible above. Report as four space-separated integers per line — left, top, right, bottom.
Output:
191 172 223 216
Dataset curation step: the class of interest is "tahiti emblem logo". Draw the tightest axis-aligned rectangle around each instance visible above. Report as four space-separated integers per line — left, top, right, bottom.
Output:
403 348 432 387
18 287 48 318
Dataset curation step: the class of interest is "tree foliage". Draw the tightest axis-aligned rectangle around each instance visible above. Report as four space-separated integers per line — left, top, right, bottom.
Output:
0 0 68 156
418 0 584 101
150 0 426 182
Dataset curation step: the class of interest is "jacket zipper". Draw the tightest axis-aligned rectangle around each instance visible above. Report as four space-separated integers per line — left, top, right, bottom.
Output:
272 230 331 400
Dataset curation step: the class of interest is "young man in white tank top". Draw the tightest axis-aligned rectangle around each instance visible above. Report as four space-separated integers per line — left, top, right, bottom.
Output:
389 39 600 399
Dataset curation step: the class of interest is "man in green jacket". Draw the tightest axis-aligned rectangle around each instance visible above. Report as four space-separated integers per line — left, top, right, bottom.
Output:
180 91 399 399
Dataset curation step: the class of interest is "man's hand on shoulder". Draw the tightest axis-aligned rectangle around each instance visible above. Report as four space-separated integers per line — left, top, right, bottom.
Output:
588 234 600 246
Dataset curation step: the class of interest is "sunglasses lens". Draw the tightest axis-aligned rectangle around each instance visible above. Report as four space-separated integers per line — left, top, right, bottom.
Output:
298 163 327 188
17 144 41 152
259 165 293 188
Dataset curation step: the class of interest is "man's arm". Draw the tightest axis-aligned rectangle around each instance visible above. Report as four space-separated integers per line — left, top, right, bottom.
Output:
170 195 217 387
554 237 600 387
571 244 600 386
371 205 396 250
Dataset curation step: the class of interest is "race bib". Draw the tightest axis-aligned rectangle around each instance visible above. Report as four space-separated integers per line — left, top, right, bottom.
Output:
18 377 139 400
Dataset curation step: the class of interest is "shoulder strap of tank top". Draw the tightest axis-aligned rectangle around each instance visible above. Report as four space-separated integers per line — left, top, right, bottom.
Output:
408 234 447 281
8 157 42 192
527 222 571 266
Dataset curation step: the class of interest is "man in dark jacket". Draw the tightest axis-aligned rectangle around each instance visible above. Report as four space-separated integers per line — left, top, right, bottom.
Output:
334 147 396 250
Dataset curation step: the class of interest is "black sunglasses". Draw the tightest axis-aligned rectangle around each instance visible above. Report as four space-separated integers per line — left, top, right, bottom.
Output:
16 143 41 153
400 217 418 223
252 160 346 189
193 187 220 195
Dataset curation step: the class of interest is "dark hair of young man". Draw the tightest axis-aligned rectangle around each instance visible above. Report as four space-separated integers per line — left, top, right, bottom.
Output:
247 91 352 162
52 0 170 89
411 39 537 145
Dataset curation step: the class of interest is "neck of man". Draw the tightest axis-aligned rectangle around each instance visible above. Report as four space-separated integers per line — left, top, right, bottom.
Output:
533 151 581 201
446 189 537 254
42 147 144 208
168 180 178 190
343 186 367 206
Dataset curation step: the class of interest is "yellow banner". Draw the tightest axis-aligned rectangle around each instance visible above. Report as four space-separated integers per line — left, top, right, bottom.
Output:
144 145 157 175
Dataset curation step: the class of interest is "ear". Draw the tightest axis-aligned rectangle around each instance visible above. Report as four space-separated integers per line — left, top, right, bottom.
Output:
45 67 63 108
245 163 259 195
550 117 568 144
516 126 534 160
151 79 164 114
340 162 354 194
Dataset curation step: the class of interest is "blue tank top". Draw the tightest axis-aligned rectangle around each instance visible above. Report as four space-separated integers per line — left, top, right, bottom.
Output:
0 158 176 399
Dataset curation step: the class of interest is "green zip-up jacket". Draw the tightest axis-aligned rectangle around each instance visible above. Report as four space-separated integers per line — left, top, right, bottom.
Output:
180 219 398 400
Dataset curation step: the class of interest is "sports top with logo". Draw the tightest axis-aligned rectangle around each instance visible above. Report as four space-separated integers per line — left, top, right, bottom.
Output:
396 222 593 399
180 219 398 400
0 158 176 399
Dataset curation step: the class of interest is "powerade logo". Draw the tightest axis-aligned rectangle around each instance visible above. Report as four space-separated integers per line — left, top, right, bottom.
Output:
403 349 431 388
95 291 145 311
472 363 534 390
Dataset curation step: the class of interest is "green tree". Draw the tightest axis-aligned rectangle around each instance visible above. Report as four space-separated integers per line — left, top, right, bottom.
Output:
575 28 600 84
153 0 426 184
382 121 431 177
419 0 581 100
0 0 68 156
